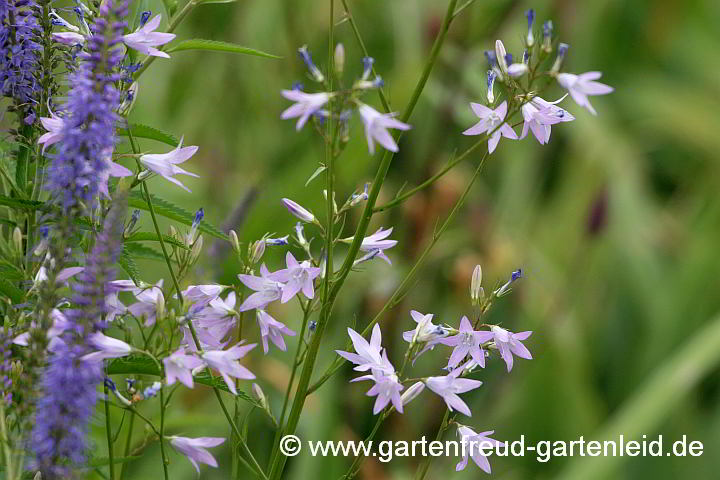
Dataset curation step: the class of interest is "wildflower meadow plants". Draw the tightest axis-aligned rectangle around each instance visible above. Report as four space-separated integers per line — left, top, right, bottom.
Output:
0 1 613 479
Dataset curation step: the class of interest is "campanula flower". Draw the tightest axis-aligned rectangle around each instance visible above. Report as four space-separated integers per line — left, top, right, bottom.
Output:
297 45 325 82
490 326 532 372
424 367 483 417
351 361 404 415
441 316 493 369
51 31 85 45
402 310 449 360
337 324 394 375
139 138 199 192
358 227 397 264
456 425 503 473
256 309 296 353
81 332 133 363
462 101 518 154
268 251 321 302
280 89 331 130
128 280 164 326
281 198 316 223
163 348 205 388
238 264 285 311
122 14 175 58
357 103 411 154
520 96 575 144
493 268 523 297
556 72 614 115
169 436 225 474
201 342 256 394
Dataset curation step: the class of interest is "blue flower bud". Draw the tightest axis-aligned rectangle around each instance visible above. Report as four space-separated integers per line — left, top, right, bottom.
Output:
140 10 151 26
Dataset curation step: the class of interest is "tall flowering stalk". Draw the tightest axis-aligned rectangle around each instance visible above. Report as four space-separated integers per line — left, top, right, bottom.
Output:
45 0 128 212
31 196 127 478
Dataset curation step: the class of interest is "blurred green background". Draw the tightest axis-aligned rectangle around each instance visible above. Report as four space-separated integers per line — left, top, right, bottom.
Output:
99 0 720 478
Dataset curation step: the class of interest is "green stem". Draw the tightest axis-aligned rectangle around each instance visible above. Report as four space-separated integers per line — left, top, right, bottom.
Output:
0 404 14 480
119 411 135 479
415 409 452 480
104 384 116 480
158 388 170 480
267 4 458 479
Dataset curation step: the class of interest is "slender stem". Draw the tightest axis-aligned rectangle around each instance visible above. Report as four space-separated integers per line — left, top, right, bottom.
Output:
309 151 489 394
119 411 135 479
415 410 452 480
104 384 116 480
158 388 170 480
276 307 310 429
343 410 389 479
0 404 14 480
267 4 459 479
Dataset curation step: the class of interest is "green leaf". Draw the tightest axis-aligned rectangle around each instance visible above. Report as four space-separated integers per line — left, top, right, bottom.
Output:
125 231 189 250
0 194 44 211
107 356 260 406
118 249 140 285
166 39 280 59
0 262 23 282
128 191 228 241
0 279 24 304
305 165 326 187
124 243 166 261
117 123 179 147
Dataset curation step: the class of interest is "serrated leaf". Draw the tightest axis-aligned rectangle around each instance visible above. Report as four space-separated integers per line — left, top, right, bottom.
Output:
0 194 44 211
125 231 189 250
107 356 260 406
128 191 228 241
117 123 179 147
124 243 165 261
118 249 140 285
166 39 280 59
305 165 326 187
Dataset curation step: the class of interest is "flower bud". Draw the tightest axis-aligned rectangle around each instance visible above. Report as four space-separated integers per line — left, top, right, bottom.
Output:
229 230 241 254
252 383 268 409
190 235 203 263
249 239 266 264
282 198 315 223
155 293 165 322
323 190 338 216
542 21 553 53
118 82 138 116
494 40 508 76
12 227 22 256
470 265 483 305
295 222 309 249
298 45 325 83
551 43 569 74
525 9 535 47
401 381 425 406
334 43 345 75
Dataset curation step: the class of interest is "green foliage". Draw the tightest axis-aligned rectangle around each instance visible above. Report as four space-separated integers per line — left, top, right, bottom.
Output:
166 39 280 59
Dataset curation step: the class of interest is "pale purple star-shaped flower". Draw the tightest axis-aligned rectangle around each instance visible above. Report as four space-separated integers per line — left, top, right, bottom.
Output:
441 316 494 369
351 360 404 415
238 264 285 311
336 324 394 375
357 103 411 155
268 252 321 303
462 100 518 154
520 96 575 144
424 367 483 417
139 137 199 192
359 227 397 264
256 309 296 353
52 31 85 45
13 309 69 352
280 90 331 130
37 111 64 154
456 425 504 473
183 284 225 305
490 326 532 372
556 72 613 115
163 348 206 388
81 332 133 363
201 342 256 394
402 310 449 360
194 292 239 344
169 436 225 474
122 14 175 58
127 280 164 326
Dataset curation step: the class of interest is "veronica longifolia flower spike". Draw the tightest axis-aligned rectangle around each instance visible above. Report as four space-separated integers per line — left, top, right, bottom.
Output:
462 101 518 154
201 342 256 394
556 72 614 115
256 309 296 353
139 138 200 192
520 96 575 145
238 264 285 311
424 368 483 417
164 348 206 388
490 326 532 372
357 103 411 154
268 251 321 302
122 14 175 58
336 324 394 374
169 436 225 474
280 89 331 130
441 316 493 369
456 426 504 473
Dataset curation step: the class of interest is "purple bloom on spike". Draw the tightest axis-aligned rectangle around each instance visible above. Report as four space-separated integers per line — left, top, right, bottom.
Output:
441 316 493 369
238 264 284 311
358 103 411 154
456 426 504 472
280 89 331 130
557 72 614 115
520 96 575 144
462 101 518 154
351 359 404 415
494 268 523 297
201 342 256 394
81 332 133 363
402 310 449 361
170 436 226 474
359 227 397 264
490 326 532 371
337 324 394 375
265 235 289 246
123 14 175 58
361 56 374 80
140 137 200 192
424 367 483 417
256 309 296 353
268 251 321 302
164 348 205 388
